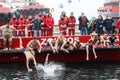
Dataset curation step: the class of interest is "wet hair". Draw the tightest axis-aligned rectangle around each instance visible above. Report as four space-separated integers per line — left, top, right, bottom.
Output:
66 41 70 45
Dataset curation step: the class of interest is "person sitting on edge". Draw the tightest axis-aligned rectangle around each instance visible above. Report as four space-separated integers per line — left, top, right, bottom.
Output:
0 22 16 50
55 34 69 53
108 34 119 48
74 40 83 49
24 37 41 71
46 38 58 53
101 34 110 48
85 32 98 60
64 41 74 50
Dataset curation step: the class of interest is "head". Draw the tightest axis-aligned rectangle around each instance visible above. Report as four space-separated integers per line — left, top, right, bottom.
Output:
106 14 112 19
6 22 10 28
81 12 85 17
61 11 66 17
48 13 52 17
70 12 74 17
12 14 16 19
28 15 32 20
35 15 39 19
20 15 23 19
60 15 64 20
98 15 103 19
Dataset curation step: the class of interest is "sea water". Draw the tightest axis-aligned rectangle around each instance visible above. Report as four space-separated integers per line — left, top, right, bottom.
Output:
0 62 120 80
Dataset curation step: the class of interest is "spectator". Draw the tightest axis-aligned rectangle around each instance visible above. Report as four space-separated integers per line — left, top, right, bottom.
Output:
104 14 114 34
9 14 18 36
46 13 54 36
26 15 33 37
17 15 26 36
68 12 76 36
116 18 120 34
33 15 43 37
78 12 89 35
41 13 48 36
58 15 67 35
95 15 104 34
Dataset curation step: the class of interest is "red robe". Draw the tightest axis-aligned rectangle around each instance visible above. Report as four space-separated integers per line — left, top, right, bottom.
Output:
46 17 54 36
9 18 18 29
58 19 67 35
68 16 76 35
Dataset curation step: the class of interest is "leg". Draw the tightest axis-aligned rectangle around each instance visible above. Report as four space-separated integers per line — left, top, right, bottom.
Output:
3 37 7 50
92 45 97 59
8 37 12 50
31 55 37 68
61 41 69 53
34 30 37 37
86 45 89 60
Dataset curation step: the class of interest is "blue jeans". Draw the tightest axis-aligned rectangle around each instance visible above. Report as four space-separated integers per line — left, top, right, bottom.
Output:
110 43 115 48
81 27 87 35
106 30 112 34
34 30 41 37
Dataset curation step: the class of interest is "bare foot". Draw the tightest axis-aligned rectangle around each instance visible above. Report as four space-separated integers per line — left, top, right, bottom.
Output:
86 57 89 61
95 56 97 59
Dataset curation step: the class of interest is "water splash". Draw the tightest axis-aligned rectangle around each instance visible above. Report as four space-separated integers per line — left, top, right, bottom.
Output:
37 62 65 78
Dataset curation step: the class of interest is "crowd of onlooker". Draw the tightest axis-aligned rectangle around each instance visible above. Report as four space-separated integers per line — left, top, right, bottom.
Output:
1 11 120 38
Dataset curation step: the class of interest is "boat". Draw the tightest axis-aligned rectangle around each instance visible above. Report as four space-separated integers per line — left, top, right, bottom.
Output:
0 35 120 63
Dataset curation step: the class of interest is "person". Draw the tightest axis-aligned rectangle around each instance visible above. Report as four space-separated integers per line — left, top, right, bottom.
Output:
26 15 33 37
9 14 18 36
104 14 114 34
85 33 98 60
58 15 67 35
116 18 120 34
24 37 41 71
46 13 54 36
74 40 83 49
55 34 69 53
0 22 16 50
41 13 48 36
33 15 43 37
68 12 76 36
101 34 110 48
95 15 104 34
78 12 89 35
108 34 119 48
26 37 41 56
46 38 58 53
17 15 26 36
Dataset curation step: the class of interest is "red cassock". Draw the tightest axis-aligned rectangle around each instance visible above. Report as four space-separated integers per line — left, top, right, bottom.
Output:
9 18 18 36
58 19 67 35
17 18 26 36
9 18 18 29
68 17 76 36
26 19 33 37
46 17 54 36
116 19 120 29
41 16 47 36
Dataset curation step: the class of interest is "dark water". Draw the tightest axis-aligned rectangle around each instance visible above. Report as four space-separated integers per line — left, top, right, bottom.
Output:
0 62 120 80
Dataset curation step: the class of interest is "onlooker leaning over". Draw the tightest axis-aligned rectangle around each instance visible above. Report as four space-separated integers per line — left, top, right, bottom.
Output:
58 15 67 35
17 15 26 37
33 15 43 37
78 12 89 35
46 13 54 36
104 14 114 34
116 18 120 34
9 14 18 36
0 22 16 50
68 12 76 36
95 15 104 34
